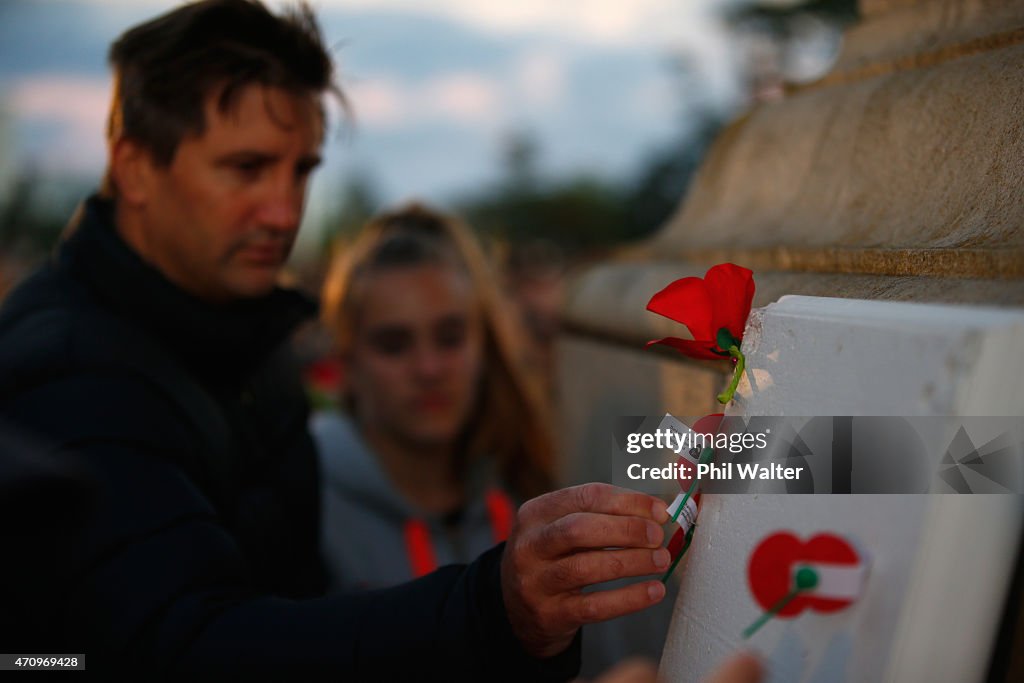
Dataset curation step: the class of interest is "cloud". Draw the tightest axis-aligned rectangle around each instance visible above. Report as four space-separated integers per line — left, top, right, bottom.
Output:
319 0 743 116
347 71 502 130
318 0 708 48
347 78 406 127
9 75 110 121
514 50 566 109
4 0 747 204
7 74 111 173
82 0 733 50
425 72 501 123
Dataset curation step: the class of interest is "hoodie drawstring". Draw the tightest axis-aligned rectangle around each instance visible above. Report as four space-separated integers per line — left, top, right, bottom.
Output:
403 488 516 578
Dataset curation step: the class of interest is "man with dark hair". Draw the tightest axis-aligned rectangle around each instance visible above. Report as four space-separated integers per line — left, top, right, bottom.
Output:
0 1 671 679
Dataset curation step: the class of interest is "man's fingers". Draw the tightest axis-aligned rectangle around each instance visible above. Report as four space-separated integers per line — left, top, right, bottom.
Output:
521 483 668 526
534 512 665 557
589 657 659 683
562 579 666 625
544 544 671 593
543 548 670 591
703 652 763 683
501 483 673 659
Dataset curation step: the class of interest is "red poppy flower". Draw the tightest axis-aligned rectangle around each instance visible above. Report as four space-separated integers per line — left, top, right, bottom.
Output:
645 263 755 361
691 413 726 439
646 264 754 404
304 358 343 394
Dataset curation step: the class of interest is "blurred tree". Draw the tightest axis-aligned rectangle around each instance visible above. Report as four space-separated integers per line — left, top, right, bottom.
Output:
460 175 625 252
318 171 380 253
726 0 858 88
727 0 858 32
0 170 79 256
621 113 722 242
0 170 87 300
457 129 627 256
501 129 540 195
453 1 860 256
618 0 859 241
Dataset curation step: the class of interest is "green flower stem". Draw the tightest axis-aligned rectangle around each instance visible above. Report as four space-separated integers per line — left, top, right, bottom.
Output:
716 345 745 404
741 567 819 639
741 587 801 639
661 523 696 583
668 447 713 524
661 446 714 583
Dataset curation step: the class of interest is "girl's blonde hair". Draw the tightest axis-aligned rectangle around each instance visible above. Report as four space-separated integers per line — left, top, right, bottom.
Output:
321 203 555 500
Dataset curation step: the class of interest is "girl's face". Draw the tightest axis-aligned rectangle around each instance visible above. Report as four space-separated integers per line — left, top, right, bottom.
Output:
346 264 485 450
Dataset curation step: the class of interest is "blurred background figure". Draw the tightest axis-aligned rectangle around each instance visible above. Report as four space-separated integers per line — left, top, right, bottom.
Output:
500 237 567 400
578 651 763 683
314 203 556 591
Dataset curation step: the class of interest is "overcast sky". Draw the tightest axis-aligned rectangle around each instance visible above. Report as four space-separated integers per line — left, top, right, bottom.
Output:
0 0 753 236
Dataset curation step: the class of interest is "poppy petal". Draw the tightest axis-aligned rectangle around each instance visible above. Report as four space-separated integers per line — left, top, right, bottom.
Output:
692 413 725 437
667 527 687 559
645 337 724 361
703 263 755 340
646 276 715 340
305 359 343 392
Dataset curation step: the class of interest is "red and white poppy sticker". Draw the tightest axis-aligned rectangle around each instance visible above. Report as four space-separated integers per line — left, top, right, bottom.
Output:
748 532 866 617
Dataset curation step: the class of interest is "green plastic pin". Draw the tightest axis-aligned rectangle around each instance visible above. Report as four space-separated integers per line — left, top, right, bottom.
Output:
741 566 819 639
660 447 715 584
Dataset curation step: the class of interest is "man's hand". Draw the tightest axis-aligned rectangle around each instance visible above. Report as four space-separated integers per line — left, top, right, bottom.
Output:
500 483 671 658
581 652 764 683
588 658 659 683
704 652 762 683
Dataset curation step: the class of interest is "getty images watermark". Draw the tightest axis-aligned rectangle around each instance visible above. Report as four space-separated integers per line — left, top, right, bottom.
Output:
613 415 1024 495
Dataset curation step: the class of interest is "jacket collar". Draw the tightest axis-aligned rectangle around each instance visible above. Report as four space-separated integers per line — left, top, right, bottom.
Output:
58 194 316 381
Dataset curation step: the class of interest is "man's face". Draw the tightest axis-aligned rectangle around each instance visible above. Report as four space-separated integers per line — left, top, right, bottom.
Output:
126 85 323 302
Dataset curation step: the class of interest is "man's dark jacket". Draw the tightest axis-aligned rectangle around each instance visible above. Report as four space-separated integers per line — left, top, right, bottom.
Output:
0 196 579 681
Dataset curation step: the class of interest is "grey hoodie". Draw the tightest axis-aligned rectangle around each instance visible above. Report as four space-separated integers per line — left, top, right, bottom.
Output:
311 410 514 592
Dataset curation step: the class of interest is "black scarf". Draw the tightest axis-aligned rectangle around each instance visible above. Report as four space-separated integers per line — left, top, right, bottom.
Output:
58 195 317 382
